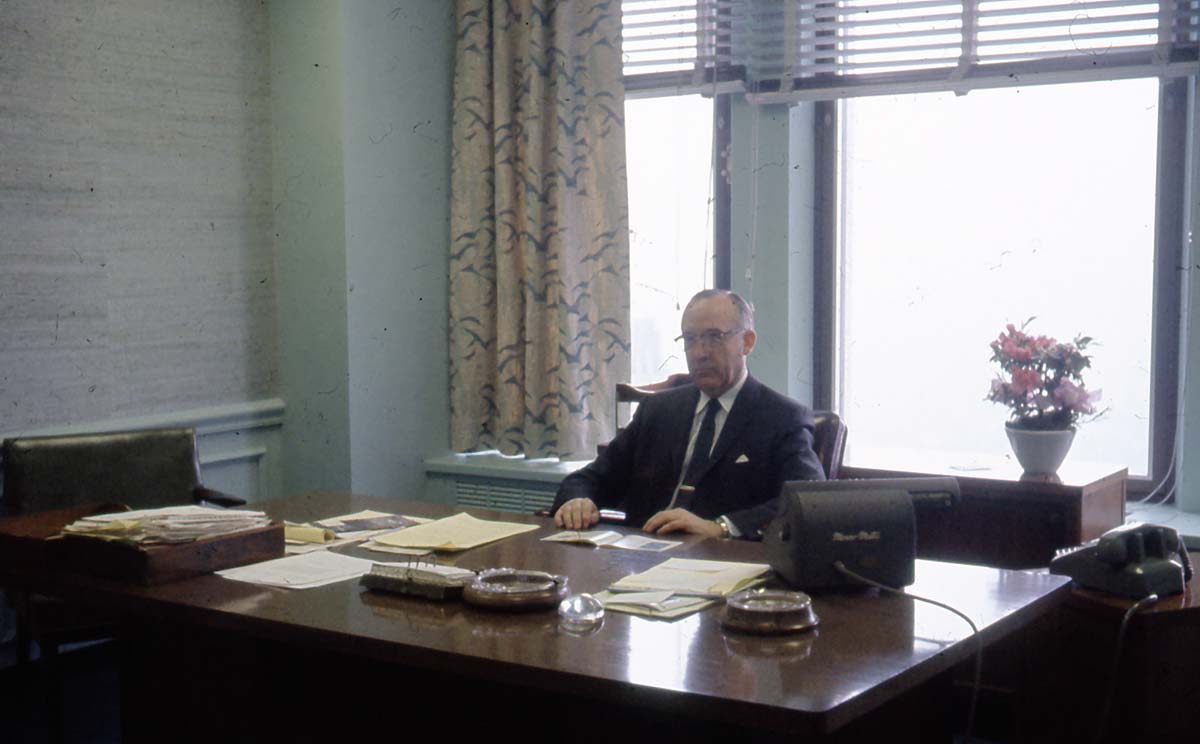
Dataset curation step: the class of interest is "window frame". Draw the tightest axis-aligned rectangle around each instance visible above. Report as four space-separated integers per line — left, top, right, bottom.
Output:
811 78 1190 496
620 0 1200 102
622 87 733 291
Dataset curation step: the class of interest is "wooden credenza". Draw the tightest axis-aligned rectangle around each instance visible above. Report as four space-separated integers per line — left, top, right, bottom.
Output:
1049 556 1200 742
842 458 1127 569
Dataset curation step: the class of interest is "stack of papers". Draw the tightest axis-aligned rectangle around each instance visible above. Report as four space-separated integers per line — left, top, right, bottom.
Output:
600 558 772 620
284 510 429 555
358 539 432 557
610 558 771 596
594 590 717 619
314 511 416 536
369 512 537 551
216 553 471 591
541 530 679 552
61 505 270 545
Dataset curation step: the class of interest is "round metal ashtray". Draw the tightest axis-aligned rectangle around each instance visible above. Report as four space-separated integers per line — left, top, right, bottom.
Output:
462 568 569 611
720 588 819 634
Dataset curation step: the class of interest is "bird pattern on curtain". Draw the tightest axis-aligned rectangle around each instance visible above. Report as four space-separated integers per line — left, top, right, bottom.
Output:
449 0 631 459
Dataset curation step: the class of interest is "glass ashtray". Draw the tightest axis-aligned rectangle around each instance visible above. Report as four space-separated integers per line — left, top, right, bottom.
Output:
720 588 819 634
462 568 569 611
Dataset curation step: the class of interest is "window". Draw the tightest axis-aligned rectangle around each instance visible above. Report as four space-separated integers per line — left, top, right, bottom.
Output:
621 2 727 385
619 0 1192 490
835 79 1160 475
625 94 716 383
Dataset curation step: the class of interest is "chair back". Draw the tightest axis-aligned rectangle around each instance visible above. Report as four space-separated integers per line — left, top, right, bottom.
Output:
1 427 202 515
612 375 849 480
614 373 693 429
811 411 848 480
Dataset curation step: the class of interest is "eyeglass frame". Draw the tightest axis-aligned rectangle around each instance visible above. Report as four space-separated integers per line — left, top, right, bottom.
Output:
674 328 745 349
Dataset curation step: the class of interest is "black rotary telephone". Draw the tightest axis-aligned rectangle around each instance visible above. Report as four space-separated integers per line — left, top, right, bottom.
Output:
1050 522 1193 599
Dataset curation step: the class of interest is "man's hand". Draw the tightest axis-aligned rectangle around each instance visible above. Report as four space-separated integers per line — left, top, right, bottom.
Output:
642 508 724 539
554 498 600 530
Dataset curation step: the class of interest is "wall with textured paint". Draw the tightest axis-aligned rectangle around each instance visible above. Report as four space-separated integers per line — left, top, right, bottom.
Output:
1 0 277 433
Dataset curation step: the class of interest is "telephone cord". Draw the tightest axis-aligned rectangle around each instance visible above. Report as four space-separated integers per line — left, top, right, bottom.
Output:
833 561 982 744
1094 593 1159 744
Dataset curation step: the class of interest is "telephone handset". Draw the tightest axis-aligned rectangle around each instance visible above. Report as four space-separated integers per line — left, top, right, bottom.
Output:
1050 522 1193 599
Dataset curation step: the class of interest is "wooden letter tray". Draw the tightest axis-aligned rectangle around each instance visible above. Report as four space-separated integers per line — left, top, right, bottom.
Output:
0 504 284 585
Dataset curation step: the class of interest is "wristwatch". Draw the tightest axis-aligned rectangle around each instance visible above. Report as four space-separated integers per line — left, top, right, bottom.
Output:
715 516 733 539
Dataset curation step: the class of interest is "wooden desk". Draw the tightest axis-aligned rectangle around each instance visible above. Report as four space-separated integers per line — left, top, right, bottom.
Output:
0 494 1070 742
842 458 1127 569
1024 552 1200 743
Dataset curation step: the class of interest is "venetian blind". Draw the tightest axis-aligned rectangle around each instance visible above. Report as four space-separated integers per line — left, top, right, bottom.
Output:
622 0 1200 99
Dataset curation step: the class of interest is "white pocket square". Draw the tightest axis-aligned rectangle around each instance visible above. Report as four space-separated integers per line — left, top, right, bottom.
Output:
735 454 750 464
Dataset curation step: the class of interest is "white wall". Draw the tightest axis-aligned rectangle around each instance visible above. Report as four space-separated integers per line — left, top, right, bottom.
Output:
269 0 453 499
342 1 453 499
268 0 353 494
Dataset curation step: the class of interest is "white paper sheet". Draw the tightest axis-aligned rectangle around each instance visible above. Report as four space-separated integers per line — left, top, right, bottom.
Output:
609 558 771 597
216 550 376 589
370 512 537 551
541 530 680 552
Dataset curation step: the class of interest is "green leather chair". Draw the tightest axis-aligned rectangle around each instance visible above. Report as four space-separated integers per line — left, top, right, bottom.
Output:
1 427 243 517
0 426 245 741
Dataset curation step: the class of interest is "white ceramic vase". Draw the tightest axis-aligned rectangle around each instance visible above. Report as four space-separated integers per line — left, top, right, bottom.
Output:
1005 424 1076 475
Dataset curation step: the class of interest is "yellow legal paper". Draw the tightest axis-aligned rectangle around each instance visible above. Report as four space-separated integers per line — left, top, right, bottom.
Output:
283 523 336 544
370 512 537 551
609 558 771 597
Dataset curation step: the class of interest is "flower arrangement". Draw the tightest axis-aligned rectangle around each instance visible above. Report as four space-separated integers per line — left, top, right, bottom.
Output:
988 320 1100 430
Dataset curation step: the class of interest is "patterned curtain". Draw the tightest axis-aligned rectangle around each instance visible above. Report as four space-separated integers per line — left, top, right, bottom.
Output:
449 0 631 459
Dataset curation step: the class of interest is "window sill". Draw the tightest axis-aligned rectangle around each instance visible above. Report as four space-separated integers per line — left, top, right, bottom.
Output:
424 451 589 485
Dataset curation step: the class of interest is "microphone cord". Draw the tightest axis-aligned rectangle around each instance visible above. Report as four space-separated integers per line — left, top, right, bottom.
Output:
834 561 982 744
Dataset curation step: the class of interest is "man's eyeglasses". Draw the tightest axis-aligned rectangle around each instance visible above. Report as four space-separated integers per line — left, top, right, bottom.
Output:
675 329 742 349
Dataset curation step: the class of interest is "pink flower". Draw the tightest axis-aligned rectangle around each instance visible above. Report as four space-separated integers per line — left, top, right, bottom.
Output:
1010 367 1042 396
989 322 1097 426
1003 339 1033 362
1053 379 1095 414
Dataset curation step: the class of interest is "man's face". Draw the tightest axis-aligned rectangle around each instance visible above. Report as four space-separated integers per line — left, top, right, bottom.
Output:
680 296 756 398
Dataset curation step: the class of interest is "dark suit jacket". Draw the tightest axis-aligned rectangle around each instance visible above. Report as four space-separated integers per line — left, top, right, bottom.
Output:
552 375 825 539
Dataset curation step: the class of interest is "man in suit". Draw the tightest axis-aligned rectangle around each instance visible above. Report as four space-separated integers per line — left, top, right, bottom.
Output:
552 289 825 540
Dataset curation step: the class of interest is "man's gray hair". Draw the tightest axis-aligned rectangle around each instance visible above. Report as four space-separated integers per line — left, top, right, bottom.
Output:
686 289 755 330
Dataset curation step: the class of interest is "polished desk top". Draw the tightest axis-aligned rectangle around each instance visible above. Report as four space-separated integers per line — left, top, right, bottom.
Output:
3 493 1072 736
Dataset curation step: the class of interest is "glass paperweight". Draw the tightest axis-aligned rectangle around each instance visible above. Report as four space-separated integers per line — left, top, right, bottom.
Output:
558 593 605 631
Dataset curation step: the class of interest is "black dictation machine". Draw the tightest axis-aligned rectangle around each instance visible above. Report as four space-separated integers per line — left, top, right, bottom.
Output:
764 477 961 590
